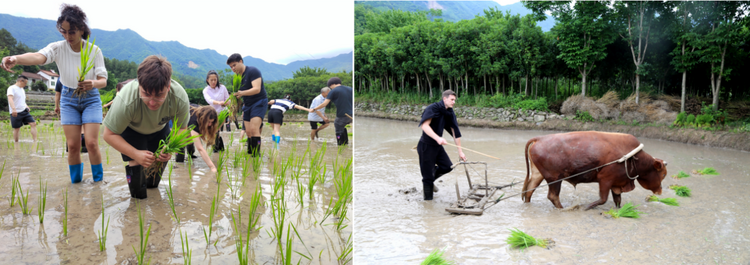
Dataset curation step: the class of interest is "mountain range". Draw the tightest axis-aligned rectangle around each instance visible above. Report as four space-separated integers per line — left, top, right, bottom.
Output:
0 13 352 81
358 1 555 31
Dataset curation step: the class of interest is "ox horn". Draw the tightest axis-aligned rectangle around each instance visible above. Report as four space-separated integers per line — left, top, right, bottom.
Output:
664 161 668 166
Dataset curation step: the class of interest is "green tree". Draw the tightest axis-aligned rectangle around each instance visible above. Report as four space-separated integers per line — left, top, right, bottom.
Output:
614 1 659 104
525 1 614 96
668 1 702 112
695 1 750 110
293 66 329 78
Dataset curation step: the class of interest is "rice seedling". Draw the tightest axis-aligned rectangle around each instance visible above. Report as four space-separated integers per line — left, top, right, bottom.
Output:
186 154 193 181
268 196 287 249
225 165 241 200
672 171 690 179
97 194 110 251
37 177 47 223
231 206 251 265
0 159 5 187
338 232 353 264
670 185 692 197
240 152 251 183
75 37 98 97
100 89 115 106
178 228 192 265
17 173 33 215
62 188 68 237
147 118 200 177
232 148 241 168
279 223 294 265
247 184 263 231
216 150 227 183
506 228 550 249
295 173 306 209
646 195 679 206
308 164 326 200
106 148 109 165
604 202 643 219
695 167 719 175
202 186 219 246
226 74 242 115
133 202 152 265
165 162 180 223
420 248 456 265
251 149 265 179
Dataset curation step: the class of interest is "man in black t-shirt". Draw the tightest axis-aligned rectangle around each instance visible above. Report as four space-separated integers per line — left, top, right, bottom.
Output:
311 77 353 146
227 53 267 156
417 90 466 200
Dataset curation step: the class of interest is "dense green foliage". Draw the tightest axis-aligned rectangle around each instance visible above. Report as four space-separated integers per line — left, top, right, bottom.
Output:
354 1 750 112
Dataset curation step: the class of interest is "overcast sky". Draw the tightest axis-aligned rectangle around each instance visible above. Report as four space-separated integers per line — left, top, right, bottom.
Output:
2 0 354 64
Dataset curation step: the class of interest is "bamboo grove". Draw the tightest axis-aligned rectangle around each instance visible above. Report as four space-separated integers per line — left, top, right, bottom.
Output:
354 1 750 110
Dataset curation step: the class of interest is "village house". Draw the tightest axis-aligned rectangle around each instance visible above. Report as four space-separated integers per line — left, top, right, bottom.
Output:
19 70 59 91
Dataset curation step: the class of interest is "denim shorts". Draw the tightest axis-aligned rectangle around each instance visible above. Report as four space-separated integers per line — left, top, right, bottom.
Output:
242 98 268 121
61 85 103 125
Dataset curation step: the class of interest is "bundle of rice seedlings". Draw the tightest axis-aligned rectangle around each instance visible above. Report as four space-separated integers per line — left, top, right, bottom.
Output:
646 195 679 206
226 74 243 115
604 202 643 218
672 171 690 179
695 167 719 175
147 118 201 176
420 249 456 265
100 89 115 106
217 109 230 130
506 228 549 249
75 36 98 97
670 185 691 197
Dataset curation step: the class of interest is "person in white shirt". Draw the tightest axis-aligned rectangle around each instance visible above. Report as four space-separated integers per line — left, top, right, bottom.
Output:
1 4 107 184
6 76 37 142
202 70 229 152
308 87 330 140
267 94 312 148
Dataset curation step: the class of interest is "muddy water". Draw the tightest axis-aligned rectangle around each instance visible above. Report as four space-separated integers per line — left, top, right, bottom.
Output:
354 117 750 265
0 120 351 264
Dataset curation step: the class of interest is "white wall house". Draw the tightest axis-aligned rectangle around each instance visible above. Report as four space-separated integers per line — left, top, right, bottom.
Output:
38 70 59 90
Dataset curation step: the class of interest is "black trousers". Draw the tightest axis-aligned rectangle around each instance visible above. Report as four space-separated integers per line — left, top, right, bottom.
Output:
417 141 453 185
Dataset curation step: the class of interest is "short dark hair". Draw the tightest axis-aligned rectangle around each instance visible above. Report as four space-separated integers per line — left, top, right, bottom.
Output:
442 89 456 99
205 70 221 87
57 4 91 40
327 77 342 87
226 53 243 65
137 55 172 95
17 76 28 80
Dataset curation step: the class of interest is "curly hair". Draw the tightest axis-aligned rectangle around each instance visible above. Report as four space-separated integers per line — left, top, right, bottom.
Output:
190 106 218 146
57 4 90 40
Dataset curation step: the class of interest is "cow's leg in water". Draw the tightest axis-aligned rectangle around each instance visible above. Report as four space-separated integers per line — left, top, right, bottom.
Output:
586 183 612 210
523 160 545 203
547 181 564 208
610 189 622 208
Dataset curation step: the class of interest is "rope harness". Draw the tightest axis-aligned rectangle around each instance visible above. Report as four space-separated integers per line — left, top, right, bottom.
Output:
479 143 645 210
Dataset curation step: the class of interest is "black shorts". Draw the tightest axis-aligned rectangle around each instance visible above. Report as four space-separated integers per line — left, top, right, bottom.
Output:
310 121 326 130
267 109 284 124
242 98 268 121
10 110 35 129
119 125 170 162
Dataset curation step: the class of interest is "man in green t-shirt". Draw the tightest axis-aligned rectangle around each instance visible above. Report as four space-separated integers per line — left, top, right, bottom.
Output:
103 55 190 199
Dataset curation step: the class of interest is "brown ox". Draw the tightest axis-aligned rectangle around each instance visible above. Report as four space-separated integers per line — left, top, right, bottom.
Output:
522 131 667 210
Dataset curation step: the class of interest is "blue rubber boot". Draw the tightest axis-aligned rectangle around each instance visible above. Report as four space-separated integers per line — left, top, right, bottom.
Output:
69 163 83 183
92 163 103 182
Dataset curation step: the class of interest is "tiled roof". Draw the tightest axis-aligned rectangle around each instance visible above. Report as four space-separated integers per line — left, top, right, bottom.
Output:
20 72 47 81
39 69 59 77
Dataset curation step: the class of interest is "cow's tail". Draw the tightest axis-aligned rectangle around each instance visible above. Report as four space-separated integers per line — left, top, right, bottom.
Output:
522 138 536 202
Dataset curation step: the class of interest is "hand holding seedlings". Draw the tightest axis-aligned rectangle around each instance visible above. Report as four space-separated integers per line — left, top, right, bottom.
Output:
132 150 156 168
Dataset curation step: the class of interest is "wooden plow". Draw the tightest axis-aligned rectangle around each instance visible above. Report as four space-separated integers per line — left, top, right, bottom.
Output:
445 161 520 215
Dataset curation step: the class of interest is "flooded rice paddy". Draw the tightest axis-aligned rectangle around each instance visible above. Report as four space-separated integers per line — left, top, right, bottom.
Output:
0 120 352 264
354 117 750 265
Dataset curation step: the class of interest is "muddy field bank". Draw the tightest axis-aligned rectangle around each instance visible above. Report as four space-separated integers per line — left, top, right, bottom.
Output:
355 108 750 152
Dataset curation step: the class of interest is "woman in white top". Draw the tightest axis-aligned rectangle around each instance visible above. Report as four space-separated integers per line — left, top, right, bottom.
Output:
202 70 229 152
1 4 107 184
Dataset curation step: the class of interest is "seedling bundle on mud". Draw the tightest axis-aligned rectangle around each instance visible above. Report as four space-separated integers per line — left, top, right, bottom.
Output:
421 249 457 265
670 185 692 197
506 228 551 249
647 195 679 206
604 202 644 218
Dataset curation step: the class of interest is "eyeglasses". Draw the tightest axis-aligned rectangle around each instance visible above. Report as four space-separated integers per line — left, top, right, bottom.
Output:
140 91 168 102
58 28 78 36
